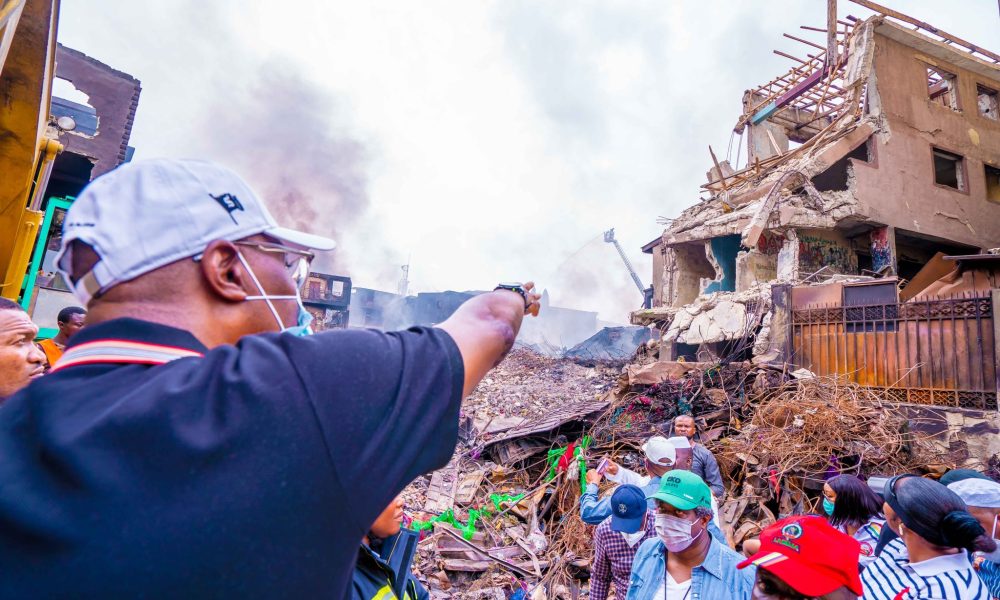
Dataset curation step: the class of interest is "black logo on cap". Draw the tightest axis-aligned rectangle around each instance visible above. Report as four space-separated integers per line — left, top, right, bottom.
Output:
210 193 244 224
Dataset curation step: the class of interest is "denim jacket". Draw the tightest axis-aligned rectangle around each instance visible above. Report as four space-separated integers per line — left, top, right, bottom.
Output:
624 537 755 600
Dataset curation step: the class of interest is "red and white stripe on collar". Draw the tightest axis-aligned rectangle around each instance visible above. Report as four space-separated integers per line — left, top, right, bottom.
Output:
51 340 204 372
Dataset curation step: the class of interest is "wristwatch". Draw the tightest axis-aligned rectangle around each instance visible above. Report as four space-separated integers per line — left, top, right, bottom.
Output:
494 282 529 308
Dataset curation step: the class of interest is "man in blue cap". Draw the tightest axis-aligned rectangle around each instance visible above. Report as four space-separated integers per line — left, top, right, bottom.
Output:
590 484 656 600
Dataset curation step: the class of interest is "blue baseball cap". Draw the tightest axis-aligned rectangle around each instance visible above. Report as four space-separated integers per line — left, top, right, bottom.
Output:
610 485 647 533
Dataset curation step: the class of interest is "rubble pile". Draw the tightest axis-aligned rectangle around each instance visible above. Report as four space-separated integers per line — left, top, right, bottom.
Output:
712 376 921 547
403 348 621 599
406 346 937 599
463 348 618 424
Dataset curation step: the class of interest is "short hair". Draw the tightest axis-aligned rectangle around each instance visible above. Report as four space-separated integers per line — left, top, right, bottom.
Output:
828 474 884 530
694 506 713 520
0 298 24 312
57 306 86 324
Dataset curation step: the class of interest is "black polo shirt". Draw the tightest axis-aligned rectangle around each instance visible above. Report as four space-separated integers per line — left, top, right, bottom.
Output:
0 318 464 599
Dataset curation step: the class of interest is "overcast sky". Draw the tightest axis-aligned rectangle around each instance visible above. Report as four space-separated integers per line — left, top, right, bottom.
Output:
56 1 999 322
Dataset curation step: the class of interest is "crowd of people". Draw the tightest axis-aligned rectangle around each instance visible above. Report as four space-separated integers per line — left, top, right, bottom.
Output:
1 159 999 600
582 429 1000 600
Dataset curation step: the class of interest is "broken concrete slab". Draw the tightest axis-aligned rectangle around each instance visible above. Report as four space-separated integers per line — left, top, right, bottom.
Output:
424 467 459 515
625 361 712 385
678 300 748 345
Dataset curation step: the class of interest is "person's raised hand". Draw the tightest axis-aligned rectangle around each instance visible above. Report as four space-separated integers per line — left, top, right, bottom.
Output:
522 281 541 317
605 460 620 476
586 469 603 485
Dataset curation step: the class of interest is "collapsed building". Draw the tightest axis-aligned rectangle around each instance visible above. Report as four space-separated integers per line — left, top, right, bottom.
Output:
396 5 1000 598
635 1 1000 413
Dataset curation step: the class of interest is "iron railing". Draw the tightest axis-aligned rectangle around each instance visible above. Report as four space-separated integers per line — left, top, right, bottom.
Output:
790 293 996 410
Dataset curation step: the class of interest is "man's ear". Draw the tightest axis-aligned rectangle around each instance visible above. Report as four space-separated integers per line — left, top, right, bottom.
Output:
199 240 251 302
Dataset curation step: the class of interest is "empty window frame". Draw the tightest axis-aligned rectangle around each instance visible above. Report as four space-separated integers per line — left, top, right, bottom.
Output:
926 65 959 111
978 84 999 121
932 148 966 191
987 164 1000 204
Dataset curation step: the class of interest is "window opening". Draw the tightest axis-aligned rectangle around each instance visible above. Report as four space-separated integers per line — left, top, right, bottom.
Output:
986 164 1000 204
978 84 999 121
932 148 965 191
926 66 959 111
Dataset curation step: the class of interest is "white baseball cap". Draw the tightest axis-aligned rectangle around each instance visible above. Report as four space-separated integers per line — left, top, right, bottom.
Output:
948 478 1000 508
56 158 336 304
667 436 692 450
641 436 676 467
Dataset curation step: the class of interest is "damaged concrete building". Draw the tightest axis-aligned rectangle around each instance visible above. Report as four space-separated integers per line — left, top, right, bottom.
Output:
20 44 141 336
635 2 1000 420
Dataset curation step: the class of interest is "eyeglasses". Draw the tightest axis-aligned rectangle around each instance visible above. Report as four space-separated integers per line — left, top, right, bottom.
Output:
234 241 315 289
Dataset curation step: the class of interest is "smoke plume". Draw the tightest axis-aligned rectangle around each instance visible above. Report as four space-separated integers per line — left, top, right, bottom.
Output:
197 61 371 274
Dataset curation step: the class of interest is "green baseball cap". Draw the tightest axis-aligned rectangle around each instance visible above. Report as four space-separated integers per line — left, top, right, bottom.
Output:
648 470 712 511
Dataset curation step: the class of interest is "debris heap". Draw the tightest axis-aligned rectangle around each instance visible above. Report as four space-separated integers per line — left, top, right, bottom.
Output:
405 341 953 599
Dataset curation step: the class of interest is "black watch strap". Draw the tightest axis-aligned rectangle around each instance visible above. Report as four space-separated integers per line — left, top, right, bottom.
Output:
494 283 529 307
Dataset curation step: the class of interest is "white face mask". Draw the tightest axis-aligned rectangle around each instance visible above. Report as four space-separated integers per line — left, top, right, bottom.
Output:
237 251 313 336
622 530 646 547
654 513 703 553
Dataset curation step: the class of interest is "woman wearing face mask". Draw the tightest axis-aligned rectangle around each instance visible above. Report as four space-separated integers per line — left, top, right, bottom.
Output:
862 475 995 600
625 470 754 600
949 478 1000 598
822 474 886 566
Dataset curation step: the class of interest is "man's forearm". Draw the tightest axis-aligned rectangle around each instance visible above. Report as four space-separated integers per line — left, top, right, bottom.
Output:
438 290 527 397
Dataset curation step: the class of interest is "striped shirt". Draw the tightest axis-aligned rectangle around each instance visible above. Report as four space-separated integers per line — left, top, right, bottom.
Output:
839 516 886 567
862 545 990 599
974 559 1000 600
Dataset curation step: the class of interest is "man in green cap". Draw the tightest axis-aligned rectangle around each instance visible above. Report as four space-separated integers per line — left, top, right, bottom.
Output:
625 470 754 600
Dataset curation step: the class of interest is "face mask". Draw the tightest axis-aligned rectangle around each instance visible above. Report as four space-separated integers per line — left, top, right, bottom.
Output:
654 513 702 553
822 498 835 516
622 530 646 547
238 251 314 336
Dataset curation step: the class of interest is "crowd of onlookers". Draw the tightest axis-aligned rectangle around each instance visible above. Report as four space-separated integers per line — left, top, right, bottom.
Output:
4 158 999 599
580 417 1000 600
7 298 1000 599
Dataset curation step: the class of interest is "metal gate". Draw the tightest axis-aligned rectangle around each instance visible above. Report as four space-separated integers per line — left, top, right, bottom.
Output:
790 293 998 410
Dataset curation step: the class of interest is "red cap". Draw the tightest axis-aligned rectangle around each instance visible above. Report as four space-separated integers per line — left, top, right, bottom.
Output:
737 515 863 596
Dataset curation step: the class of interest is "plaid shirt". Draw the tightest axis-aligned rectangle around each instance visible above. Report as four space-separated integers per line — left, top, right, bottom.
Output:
590 511 656 600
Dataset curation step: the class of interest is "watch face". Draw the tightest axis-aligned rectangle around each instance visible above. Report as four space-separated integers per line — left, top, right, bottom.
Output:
497 282 523 288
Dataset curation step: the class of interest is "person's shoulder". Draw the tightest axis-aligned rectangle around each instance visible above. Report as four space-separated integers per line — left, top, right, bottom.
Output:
635 537 662 559
713 539 749 566
595 518 614 535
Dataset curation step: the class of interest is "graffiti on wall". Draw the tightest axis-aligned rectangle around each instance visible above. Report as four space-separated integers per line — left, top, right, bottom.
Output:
798 234 857 275
870 226 894 273
756 231 784 256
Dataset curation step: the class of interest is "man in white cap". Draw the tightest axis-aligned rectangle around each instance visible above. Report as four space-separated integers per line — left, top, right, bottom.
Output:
949 477 1000 597
581 436 676 524
0 159 541 599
